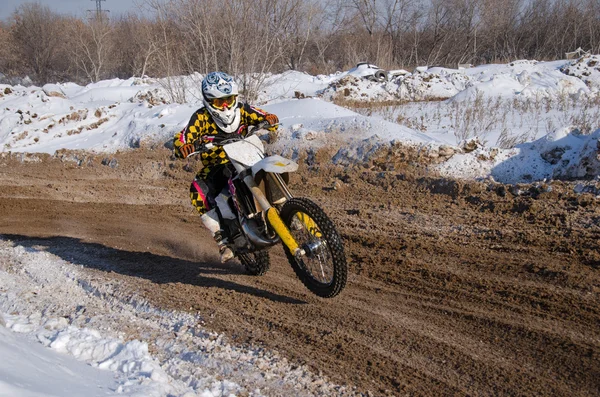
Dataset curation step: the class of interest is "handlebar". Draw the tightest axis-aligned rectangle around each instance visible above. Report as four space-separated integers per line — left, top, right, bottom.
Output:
186 122 279 157
186 133 245 157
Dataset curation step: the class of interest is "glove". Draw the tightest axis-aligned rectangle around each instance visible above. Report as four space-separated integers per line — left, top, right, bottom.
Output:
178 143 194 158
265 114 279 126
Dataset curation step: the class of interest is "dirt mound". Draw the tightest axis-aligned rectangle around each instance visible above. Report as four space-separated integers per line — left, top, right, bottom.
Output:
561 54 600 89
0 147 599 396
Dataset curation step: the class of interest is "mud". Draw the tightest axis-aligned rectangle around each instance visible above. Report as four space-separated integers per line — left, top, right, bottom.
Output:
1 147 599 396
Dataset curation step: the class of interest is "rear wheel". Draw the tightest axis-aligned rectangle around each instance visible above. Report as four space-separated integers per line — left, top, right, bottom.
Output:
280 198 347 298
239 250 270 276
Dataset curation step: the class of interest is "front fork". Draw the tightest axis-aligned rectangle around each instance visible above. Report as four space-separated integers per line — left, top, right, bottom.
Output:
243 175 305 257
270 173 322 240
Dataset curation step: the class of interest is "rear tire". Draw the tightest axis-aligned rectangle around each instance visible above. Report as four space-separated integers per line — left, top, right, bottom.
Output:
239 250 270 276
280 198 347 298
374 70 387 82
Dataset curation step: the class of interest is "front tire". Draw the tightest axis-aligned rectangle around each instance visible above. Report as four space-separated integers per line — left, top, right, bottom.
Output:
239 250 270 276
280 198 347 298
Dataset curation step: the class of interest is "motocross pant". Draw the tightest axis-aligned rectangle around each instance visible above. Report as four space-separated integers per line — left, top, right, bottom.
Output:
190 166 230 215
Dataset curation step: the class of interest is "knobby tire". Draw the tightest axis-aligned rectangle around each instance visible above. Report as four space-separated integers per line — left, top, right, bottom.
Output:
239 250 270 276
280 197 347 298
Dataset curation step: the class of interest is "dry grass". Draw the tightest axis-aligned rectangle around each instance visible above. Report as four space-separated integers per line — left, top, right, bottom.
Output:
331 98 408 109
336 92 600 148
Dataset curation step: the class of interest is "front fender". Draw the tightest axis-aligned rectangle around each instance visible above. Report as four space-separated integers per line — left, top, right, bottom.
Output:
252 155 298 175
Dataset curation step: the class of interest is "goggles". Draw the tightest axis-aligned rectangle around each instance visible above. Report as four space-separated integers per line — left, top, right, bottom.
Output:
209 95 236 110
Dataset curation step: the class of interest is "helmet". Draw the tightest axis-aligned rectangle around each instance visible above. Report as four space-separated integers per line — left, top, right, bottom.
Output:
201 72 240 133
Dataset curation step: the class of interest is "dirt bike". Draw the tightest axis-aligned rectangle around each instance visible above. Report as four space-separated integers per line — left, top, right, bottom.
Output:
190 126 347 298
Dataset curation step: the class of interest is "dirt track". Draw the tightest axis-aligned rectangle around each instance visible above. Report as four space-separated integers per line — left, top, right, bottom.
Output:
1 148 599 396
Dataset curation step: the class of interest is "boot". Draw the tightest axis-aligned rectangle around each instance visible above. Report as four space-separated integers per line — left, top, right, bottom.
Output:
201 209 234 263
214 231 234 263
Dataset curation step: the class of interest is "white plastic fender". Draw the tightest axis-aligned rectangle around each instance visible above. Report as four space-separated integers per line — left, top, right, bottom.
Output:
252 155 298 175
223 135 265 172
222 134 298 174
223 134 265 169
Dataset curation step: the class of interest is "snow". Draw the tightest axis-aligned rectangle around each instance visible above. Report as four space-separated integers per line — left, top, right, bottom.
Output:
267 98 437 153
0 238 349 396
1 55 600 396
2 57 598 183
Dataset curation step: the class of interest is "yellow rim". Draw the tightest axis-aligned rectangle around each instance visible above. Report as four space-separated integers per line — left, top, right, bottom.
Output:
296 212 322 238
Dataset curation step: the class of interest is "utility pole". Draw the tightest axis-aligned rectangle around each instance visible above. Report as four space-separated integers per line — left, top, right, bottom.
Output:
88 0 109 20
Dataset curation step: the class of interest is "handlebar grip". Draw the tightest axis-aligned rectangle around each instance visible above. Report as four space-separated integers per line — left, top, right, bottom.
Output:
256 121 270 130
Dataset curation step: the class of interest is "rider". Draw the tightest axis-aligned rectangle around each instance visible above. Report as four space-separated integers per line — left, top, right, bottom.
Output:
173 71 279 263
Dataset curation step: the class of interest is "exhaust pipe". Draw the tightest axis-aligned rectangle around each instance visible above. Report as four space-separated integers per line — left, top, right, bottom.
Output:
241 218 280 247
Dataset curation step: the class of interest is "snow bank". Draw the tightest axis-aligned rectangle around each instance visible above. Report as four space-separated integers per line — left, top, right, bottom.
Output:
561 54 600 90
0 324 121 397
269 98 436 145
0 55 599 184
399 68 469 101
2 313 176 397
436 127 600 183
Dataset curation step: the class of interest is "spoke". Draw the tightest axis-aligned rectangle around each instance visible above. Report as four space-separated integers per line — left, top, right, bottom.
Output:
318 261 326 280
290 211 335 284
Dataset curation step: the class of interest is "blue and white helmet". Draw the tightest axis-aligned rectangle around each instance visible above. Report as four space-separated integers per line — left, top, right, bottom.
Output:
201 72 240 133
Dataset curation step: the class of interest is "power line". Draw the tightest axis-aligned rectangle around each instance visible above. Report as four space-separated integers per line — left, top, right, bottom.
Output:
88 0 109 20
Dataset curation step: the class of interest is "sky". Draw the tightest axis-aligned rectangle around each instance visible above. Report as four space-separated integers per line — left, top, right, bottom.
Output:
0 0 146 22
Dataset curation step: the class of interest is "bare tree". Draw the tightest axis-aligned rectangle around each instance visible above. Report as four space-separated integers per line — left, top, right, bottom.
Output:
585 0 600 53
112 15 163 78
421 0 453 65
518 0 553 59
310 0 355 73
2 0 600 84
351 0 380 36
143 0 190 103
0 22 21 78
71 15 114 83
10 3 67 83
380 0 418 64
274 0 320 71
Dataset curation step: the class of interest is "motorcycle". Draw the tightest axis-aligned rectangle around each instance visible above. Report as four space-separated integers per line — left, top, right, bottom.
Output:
189 126 347 298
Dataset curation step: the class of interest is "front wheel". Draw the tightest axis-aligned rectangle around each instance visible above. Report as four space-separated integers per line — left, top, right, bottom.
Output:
279 198 347 298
